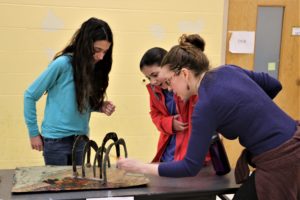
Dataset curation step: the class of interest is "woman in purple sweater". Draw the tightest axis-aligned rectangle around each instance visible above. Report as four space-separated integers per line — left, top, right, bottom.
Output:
117 34 300 200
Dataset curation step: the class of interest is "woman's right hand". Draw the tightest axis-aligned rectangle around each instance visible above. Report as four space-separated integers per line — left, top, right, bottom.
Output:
172 114 188 132
30 135 43 151
117 157 159 176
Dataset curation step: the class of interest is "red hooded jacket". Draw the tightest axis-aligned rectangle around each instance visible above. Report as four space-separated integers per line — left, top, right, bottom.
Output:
146 84 210 163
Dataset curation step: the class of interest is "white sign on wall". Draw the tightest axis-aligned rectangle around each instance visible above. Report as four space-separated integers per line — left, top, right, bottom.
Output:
292 27 300 36
229 31 255 54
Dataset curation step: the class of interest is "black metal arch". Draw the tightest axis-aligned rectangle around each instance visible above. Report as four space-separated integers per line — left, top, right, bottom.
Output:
102 138 128 185
92 146 111 178
81 140 98 178
72 135 89 177
98 132 120 179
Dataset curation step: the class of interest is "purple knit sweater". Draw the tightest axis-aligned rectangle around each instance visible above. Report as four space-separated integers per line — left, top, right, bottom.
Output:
159 65 297 177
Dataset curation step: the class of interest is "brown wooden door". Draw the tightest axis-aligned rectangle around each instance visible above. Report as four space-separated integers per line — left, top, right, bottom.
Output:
224 0 300 166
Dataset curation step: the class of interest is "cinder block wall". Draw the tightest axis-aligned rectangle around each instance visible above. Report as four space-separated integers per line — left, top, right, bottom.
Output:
0 0 226 169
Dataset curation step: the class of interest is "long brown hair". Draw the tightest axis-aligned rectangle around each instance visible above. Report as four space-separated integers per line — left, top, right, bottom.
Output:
55 17 113 113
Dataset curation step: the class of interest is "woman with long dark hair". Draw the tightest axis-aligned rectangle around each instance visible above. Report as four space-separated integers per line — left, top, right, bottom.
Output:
24 17 115 165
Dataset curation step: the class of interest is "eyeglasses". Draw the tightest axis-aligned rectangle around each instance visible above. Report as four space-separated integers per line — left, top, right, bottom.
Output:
165 70 181 86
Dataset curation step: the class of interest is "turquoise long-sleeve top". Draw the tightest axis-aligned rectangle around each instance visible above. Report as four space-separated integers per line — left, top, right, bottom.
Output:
24 55 90 138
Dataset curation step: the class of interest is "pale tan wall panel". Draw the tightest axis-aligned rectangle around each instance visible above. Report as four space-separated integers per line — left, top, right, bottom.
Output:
0 0 225 168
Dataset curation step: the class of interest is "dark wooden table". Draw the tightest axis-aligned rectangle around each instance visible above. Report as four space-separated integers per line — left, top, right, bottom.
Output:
0 165 239 200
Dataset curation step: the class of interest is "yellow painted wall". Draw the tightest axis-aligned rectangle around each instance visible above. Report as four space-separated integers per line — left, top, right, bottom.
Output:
0 0 226 169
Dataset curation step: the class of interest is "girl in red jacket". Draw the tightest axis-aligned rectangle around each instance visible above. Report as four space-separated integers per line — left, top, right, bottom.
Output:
140 47 209 163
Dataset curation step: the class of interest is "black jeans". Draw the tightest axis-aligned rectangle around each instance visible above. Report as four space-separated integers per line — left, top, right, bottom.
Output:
233 171 258 200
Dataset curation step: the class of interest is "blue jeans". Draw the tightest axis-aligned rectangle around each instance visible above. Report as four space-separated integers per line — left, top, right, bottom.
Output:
43 135 87 166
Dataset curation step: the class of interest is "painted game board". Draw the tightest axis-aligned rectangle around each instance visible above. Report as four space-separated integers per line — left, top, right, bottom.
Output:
12 165 149 193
